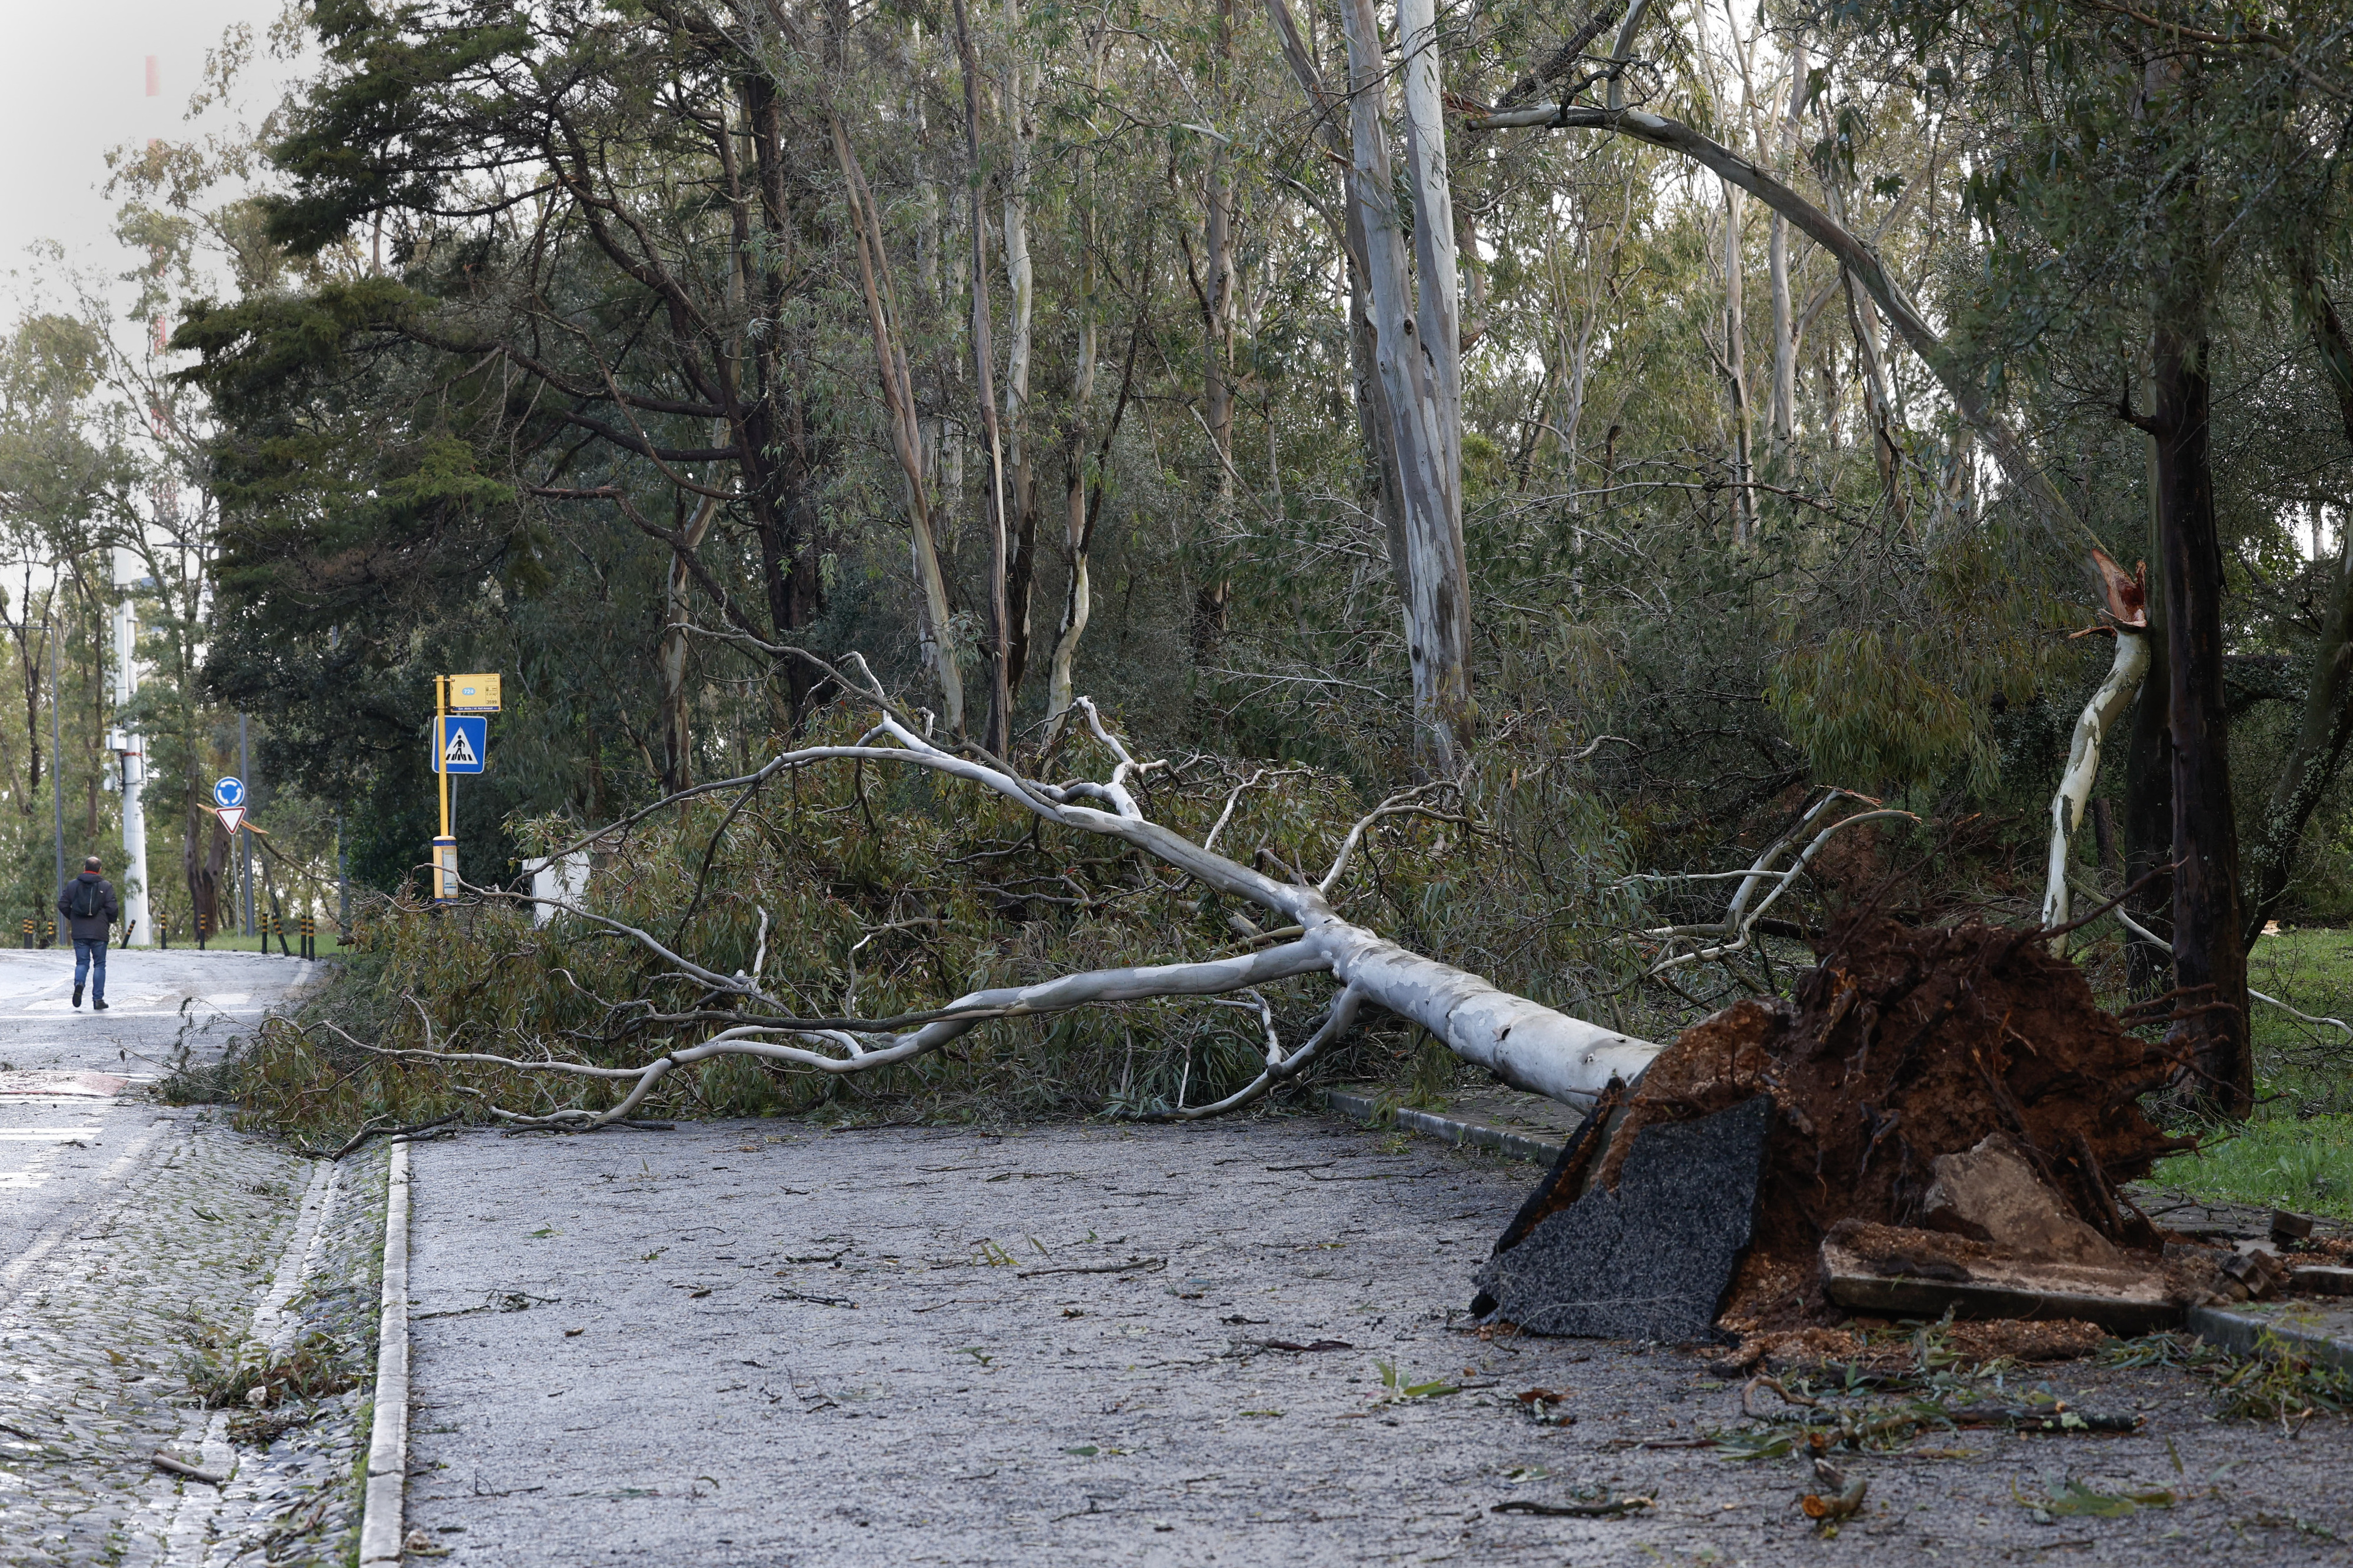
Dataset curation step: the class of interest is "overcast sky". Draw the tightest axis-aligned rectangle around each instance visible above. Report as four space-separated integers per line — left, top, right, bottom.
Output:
0 0 308 313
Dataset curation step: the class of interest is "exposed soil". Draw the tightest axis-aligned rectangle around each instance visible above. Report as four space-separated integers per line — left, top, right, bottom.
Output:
1594 916 2192 1330
1737 1317 2111 1373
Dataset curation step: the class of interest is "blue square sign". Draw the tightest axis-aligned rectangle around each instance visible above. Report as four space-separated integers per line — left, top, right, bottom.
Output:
434 715 486 774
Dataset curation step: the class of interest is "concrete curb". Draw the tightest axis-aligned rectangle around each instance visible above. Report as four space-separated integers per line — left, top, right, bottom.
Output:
1319 1087 1568 1163
2188 1299 2353 1374
358 1142 411 1564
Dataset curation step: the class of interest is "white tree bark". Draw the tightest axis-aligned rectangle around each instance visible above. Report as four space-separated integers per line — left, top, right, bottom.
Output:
1342 0 1472 770
2041 629 2151 948
1721 181 1756 543
952 0 1016 753
1259 0 1413 616
1000 0 1037 688
1044 28 1105 734
834 123 965 735
1767 41 1806 451
1001 0 1034 476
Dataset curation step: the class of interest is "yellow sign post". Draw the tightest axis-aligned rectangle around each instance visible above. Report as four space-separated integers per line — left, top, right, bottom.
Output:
432 676 456 900
430 674 499 901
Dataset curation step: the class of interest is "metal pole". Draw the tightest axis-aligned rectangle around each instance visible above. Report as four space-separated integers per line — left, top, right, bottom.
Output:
438 676 451 840
432 675 456 900
112 556 150 946
238 712 252 936
338 810 349 935
48 629 62 899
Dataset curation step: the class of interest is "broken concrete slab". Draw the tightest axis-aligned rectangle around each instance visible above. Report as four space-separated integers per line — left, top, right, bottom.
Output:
1821 1222 2202 1335
1471 1095 1771 1342
1920 1133 2121 1267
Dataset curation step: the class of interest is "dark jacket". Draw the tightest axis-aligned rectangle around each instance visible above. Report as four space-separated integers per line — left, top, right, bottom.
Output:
58 873 118 942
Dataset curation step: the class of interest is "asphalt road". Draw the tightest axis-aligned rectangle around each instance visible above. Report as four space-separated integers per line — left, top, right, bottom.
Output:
402 1115 2353 1566
0 947 340 1568
0 948 304 1272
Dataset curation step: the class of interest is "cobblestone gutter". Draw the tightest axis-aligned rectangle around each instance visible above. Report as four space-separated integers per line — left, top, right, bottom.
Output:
0 1113 389 1567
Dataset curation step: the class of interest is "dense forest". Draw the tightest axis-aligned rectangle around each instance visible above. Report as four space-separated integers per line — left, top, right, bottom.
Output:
11 0 2353 1125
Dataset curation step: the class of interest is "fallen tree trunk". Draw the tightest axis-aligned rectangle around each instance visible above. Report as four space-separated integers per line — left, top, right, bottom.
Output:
365 668 1659 1127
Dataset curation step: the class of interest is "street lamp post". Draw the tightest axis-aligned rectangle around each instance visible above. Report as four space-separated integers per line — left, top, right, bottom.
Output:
1 622 67 901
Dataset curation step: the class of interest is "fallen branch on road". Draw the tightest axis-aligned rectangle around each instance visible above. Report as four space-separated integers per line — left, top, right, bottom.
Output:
1016 1256 1166 1279
151 1452 229 1486
299 1113 462 1162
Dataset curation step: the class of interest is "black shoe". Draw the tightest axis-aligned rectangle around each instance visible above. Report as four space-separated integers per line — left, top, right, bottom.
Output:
92 999 107 1012
71 987 81 1009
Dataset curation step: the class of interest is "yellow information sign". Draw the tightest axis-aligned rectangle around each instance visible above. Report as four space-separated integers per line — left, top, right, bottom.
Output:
449 673 502 713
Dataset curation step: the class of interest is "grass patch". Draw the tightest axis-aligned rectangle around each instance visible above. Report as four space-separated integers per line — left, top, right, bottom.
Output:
2152 1115 2353 1216
2148 926 2353 1214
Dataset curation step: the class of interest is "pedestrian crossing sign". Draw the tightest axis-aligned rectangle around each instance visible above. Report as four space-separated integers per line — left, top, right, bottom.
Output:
435 715 487 774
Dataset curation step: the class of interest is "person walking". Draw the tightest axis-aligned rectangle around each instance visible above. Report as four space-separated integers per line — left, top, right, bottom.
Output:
58 856 118 1011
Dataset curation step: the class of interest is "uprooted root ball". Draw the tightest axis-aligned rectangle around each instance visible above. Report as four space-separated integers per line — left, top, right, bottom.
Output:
1609 917 2191 1329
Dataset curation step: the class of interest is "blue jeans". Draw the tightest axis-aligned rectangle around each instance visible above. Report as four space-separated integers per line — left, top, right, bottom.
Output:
72 936 106 1003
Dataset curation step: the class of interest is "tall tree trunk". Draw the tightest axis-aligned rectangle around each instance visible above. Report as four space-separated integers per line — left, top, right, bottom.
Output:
1342 0 1472 771
1259 0 1411 603
2149 315 2250 1115
1767 42 1805 454
834 121 965 734
741 71 825 722
2240 268 2353 938
1721 181 1755 543
1045 28 1119 733
952 0 1015 757
658 491 722 792
1840 269 1908 526
2123 418 2175 997
17 616 39 810
1191 0 1238 660
1000 0 1040 699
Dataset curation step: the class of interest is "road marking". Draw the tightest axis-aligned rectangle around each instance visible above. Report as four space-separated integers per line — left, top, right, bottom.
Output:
0 1071 128 1099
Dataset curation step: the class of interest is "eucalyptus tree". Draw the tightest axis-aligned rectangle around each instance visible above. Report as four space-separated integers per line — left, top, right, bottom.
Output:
222 0 865 750
1471 0 2353 1113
